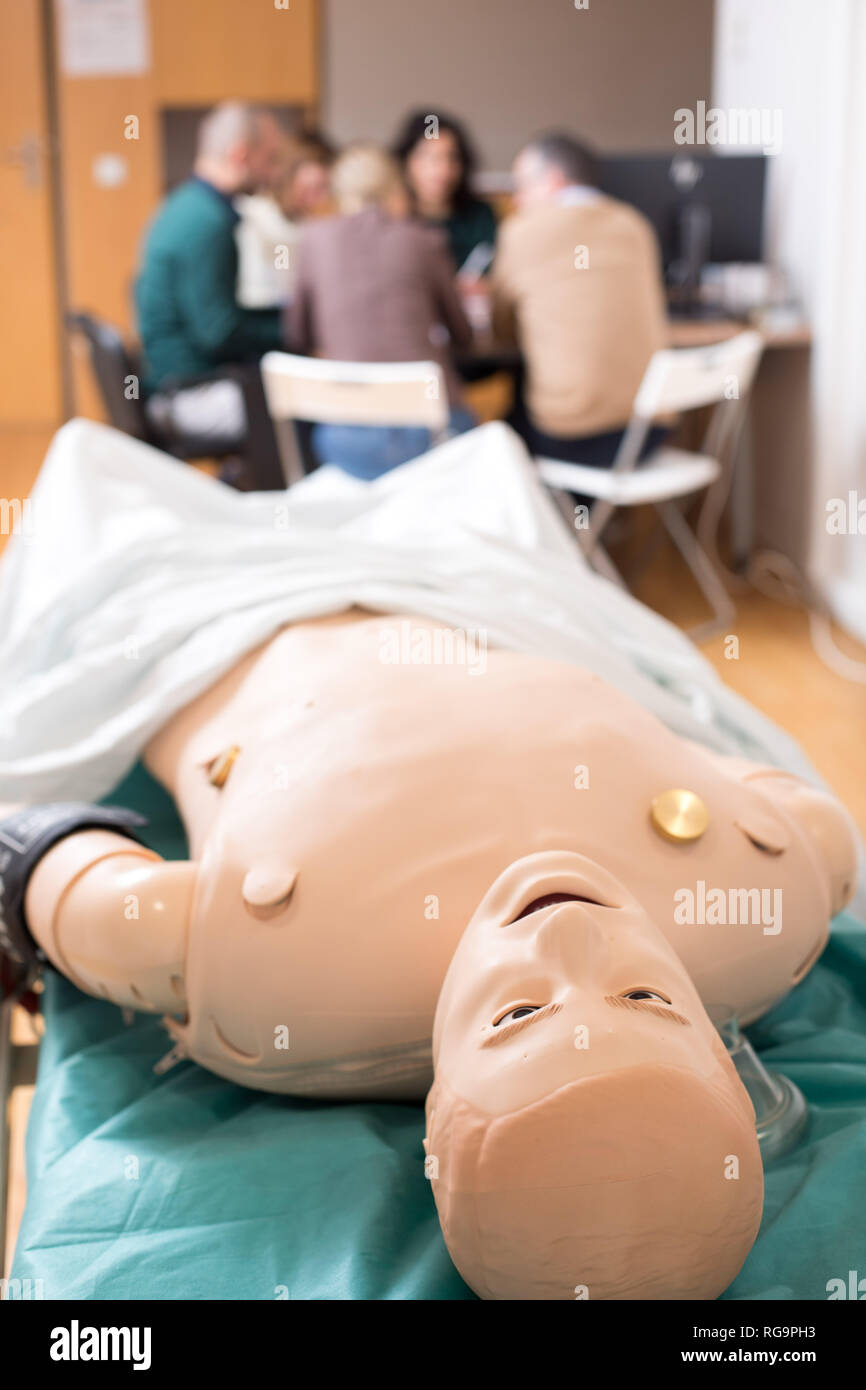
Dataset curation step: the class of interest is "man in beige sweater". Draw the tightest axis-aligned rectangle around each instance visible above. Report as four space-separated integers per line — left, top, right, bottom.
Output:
493 133 668 466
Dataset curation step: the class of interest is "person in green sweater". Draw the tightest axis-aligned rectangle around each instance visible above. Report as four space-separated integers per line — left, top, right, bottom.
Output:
135 102 287 445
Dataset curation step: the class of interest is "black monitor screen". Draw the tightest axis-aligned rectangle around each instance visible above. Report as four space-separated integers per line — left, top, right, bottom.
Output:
598 153 767 268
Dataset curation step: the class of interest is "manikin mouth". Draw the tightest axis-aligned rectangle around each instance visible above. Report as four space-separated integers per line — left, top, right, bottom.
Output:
510 891 604 923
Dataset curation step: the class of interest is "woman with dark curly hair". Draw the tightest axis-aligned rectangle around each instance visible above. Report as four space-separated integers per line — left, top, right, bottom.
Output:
392 110 497 275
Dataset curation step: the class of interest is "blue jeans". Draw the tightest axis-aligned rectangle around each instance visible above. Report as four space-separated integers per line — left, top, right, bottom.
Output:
312 407 477 481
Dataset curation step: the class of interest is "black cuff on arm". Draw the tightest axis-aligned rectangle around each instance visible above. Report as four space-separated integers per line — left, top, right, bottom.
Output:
0 803 148 972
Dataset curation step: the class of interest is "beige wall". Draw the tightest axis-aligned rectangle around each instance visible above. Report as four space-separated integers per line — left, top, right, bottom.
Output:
322 0 715 170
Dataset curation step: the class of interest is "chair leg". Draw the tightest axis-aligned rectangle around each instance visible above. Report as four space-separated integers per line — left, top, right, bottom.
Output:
549 485 580 537
231 365 286 490
656 499 736 641
549 488 627 589
582 498 617 560
587 542 628 589
274 418 307 487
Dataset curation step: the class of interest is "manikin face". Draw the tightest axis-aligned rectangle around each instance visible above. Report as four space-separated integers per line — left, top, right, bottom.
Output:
427 850 764 1300
433 849 726 1115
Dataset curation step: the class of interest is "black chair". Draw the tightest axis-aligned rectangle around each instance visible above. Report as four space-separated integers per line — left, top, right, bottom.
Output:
66 312 285 489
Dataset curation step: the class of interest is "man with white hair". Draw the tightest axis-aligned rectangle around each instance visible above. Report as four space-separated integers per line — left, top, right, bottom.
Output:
135 102 287 448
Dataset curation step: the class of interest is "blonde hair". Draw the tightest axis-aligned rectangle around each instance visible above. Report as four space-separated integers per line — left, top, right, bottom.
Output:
331 143 405 214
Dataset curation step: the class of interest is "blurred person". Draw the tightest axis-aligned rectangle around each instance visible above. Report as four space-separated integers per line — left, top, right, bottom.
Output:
493 132 668 467
280 130 336 219
393 111 497 278
236 129 336 310
135 102 287 446
286 143 476 480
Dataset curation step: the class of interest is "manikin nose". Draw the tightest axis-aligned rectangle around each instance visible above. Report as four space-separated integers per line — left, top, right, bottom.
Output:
531 900 612 970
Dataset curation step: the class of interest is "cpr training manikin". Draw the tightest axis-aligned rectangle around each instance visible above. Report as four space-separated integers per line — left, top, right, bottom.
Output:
1 606 858 1301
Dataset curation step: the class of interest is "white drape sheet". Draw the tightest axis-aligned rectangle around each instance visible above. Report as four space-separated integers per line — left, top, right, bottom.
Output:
0 417 824 805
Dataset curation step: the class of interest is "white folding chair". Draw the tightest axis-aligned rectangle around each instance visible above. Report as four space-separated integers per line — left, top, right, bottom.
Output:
536 330 764 640
260 352 450 485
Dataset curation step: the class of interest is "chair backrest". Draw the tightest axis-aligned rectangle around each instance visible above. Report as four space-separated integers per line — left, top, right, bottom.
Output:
599 329 765 479
66 312 149 439
633 330 764 418
260 352 449 433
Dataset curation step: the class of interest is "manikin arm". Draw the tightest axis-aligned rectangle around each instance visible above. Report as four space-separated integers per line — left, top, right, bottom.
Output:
18 828 193 1014
689 745 859 917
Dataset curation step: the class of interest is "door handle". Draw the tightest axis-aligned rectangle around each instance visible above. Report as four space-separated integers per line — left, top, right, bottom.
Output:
1 133 43 189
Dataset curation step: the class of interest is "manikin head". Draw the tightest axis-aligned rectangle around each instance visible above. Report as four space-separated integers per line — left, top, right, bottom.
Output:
426 850 764 1300
194 102 286 197
512 131 599 211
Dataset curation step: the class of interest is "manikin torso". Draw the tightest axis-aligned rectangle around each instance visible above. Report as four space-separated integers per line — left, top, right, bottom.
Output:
15 607 858 1299
129 609 853 1099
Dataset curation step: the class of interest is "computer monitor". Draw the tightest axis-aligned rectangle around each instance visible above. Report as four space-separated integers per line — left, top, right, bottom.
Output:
598 153 767 313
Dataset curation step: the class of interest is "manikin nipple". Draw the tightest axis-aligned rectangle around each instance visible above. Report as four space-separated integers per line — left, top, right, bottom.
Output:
241 865 299 919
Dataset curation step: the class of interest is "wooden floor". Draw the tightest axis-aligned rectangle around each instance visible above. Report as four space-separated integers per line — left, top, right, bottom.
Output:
1 421 865 1280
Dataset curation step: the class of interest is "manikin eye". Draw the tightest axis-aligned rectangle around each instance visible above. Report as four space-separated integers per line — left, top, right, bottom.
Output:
621 988 672 1004
493 1004 542 1027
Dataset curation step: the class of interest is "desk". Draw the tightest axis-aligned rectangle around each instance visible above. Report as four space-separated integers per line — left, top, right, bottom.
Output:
667 317 811 351
458 317 811 375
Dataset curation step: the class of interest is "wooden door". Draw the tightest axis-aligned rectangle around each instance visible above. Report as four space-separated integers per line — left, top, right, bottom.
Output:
0 0 62 427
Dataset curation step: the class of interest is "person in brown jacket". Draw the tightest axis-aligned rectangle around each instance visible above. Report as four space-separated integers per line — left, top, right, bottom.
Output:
492 133 669 468
285 144 476 479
